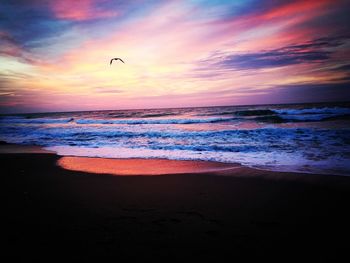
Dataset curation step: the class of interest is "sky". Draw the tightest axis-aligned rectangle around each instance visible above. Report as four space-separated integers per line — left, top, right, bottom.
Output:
0 0 349 113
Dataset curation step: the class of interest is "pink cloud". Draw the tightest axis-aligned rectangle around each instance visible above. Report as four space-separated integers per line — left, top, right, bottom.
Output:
260 0 332 21
207 0 337 49
0 31 22 57
51 0 118 21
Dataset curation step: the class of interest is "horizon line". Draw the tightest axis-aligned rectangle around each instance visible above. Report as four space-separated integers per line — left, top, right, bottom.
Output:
1 100 349 116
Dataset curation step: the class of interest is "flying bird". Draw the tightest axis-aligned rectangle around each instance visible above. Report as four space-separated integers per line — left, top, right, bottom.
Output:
110 57 125 65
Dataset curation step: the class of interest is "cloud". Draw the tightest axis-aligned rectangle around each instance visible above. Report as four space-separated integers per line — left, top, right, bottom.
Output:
0 31 41 65
203 36 348 71
92 86 123 94
331 64 350 72
0 0 71 63
50 0 119 21
266 82 350 103
0 0 164 63
0 31 22 57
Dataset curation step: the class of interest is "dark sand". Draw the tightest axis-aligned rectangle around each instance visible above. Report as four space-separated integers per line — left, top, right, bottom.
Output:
3 148 350 261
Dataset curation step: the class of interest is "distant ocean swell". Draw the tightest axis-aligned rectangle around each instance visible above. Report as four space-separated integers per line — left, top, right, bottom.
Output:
1 106 350 124
0 103 350 175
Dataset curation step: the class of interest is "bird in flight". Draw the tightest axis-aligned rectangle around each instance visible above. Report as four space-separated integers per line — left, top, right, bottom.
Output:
110 57 125 65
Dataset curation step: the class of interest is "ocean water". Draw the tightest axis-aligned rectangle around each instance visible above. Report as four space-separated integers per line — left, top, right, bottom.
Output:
1 102 350 176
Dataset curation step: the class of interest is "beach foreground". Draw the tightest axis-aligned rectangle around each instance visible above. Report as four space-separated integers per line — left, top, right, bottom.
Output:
3 149 350 261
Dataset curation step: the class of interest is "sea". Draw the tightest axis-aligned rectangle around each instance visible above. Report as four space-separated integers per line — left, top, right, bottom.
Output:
1 102 350 176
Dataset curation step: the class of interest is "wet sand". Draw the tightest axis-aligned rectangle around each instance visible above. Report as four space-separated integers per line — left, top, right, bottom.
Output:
58 156 241 176
2 145 350 261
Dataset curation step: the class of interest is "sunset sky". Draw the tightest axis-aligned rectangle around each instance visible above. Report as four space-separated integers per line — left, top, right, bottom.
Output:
0 0 349 113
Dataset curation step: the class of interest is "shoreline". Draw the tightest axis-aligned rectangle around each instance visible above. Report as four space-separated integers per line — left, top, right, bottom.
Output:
0 143 244 175
0 143 56 154
1 143 350 187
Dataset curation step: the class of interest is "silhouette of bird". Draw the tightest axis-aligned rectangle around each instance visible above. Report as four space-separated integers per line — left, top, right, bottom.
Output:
110 57 125 65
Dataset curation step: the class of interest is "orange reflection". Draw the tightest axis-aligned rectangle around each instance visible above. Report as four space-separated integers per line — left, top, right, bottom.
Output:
57 157 238 176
